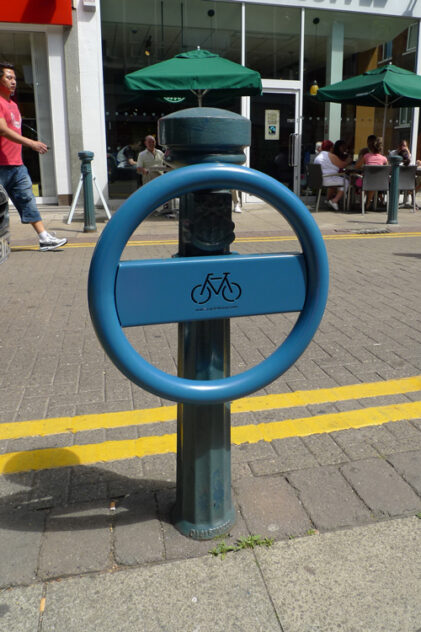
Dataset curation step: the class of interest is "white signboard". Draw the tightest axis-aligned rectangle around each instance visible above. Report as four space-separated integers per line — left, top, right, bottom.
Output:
206 0 421 19
265 110 280 140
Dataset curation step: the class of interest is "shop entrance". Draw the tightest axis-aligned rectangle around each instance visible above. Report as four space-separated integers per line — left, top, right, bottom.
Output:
246 87 301 200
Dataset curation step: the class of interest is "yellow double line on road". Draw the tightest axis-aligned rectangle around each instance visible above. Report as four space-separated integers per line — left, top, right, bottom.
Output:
0 375 420 474
11 231 421 251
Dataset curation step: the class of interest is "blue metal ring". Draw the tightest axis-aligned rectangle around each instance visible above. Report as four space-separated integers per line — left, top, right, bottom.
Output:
88 163 329 404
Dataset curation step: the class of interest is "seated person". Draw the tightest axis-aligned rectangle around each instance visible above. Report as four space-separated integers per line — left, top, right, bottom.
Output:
116 142 141 168
308 140 323 164
355 136 387 210
359 134 376 156
333 139 349 162
136 135 165 185
314 139 351 211
353 147 370 194
416 163 421 208
389 139 411 165
390 140 420 209
352 134 377 195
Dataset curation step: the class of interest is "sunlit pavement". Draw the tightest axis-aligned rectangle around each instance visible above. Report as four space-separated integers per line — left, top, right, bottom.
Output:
0 201 420 630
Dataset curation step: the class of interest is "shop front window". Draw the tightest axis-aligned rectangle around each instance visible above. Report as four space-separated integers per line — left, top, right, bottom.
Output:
101 0 241 198
398 107 412 128
406 23 418 52
0 31 55 199
379 41 393 63
245 5 301 80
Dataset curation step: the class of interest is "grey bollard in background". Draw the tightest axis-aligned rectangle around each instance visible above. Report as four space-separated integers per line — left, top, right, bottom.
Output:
387 154 403 225
0 185 10 264
78 151 97 233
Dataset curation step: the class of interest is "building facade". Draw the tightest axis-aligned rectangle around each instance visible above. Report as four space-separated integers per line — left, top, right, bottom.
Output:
1 0 420 203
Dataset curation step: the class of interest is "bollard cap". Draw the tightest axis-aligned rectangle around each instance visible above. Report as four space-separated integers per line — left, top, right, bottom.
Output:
159 107 250 167
159 107 250 149
389 154 403 165
78 151 94 161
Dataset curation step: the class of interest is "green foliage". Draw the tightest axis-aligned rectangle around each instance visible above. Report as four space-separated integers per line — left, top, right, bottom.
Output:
209 534 274 559
235 535 274 550
209 541 237 560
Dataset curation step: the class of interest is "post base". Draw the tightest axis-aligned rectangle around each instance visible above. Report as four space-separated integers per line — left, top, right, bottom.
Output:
173 506 236 540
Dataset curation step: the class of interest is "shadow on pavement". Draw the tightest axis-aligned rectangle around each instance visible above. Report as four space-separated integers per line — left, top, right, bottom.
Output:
0 449 176 531
393 252 421 258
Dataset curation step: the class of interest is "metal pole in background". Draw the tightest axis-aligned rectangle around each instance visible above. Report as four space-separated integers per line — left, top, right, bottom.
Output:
0 185 10 265
78 151 97 233
387 154 403 225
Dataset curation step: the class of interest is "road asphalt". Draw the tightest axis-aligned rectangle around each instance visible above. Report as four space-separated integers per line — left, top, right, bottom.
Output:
0 196 420 631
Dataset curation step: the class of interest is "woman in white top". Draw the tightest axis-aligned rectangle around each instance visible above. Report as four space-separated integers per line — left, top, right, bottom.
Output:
314 140 351 210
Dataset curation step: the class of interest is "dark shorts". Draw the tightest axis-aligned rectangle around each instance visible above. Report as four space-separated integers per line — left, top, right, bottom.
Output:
0 165 42 223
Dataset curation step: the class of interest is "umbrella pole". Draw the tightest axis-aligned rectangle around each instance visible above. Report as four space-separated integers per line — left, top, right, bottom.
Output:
382 97 388 144
191 89 209 107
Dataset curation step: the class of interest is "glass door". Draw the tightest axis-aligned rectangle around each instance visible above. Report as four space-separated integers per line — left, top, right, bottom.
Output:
245 87 301 200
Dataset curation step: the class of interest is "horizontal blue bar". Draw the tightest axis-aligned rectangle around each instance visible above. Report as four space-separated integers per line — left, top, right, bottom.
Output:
115 253 306 326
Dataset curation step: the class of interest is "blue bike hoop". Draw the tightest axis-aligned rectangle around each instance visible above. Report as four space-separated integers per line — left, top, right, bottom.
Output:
88 163 329 404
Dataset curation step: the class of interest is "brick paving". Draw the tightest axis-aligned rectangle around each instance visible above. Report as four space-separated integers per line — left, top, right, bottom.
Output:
0 204 420 597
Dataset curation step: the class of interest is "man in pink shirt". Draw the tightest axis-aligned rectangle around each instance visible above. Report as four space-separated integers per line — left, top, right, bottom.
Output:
0 61 67 251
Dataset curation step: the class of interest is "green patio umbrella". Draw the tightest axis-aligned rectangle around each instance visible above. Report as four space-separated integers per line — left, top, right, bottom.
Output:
125 47 262 107
317 64 421 140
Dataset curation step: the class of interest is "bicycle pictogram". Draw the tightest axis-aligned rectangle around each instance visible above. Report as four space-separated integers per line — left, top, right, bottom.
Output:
191 272 242 305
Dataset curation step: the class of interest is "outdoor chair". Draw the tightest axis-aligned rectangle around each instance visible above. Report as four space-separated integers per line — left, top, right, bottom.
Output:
305 163 347 212
398 165 417 212
361 165 391 214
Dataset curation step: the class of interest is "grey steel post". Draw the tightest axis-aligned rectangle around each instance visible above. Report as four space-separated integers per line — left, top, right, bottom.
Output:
78 151 97 232
0 185 10 264
387 154 403 225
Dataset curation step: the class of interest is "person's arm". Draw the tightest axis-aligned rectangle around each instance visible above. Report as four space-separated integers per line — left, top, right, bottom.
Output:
328 153 350 169
124 147 137 167
355 154 365 169
402 149 411 166
136 154 148 175
0 117 47 153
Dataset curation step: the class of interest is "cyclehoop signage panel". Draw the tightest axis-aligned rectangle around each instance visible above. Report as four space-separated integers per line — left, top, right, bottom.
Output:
115 253 307 326
206 0 421 19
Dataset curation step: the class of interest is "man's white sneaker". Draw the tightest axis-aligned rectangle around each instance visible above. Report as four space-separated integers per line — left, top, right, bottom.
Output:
233 203 242 213
327 200 339 211
39 232 68 251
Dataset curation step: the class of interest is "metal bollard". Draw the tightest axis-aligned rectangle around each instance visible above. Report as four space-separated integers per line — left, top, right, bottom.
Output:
88 110 329 544
387 154 403 225
159 108 250 538
0 185 10 265
78 151 97 233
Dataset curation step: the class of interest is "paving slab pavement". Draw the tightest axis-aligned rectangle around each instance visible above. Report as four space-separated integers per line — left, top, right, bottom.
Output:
0 517 420 631
0 200 421 629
